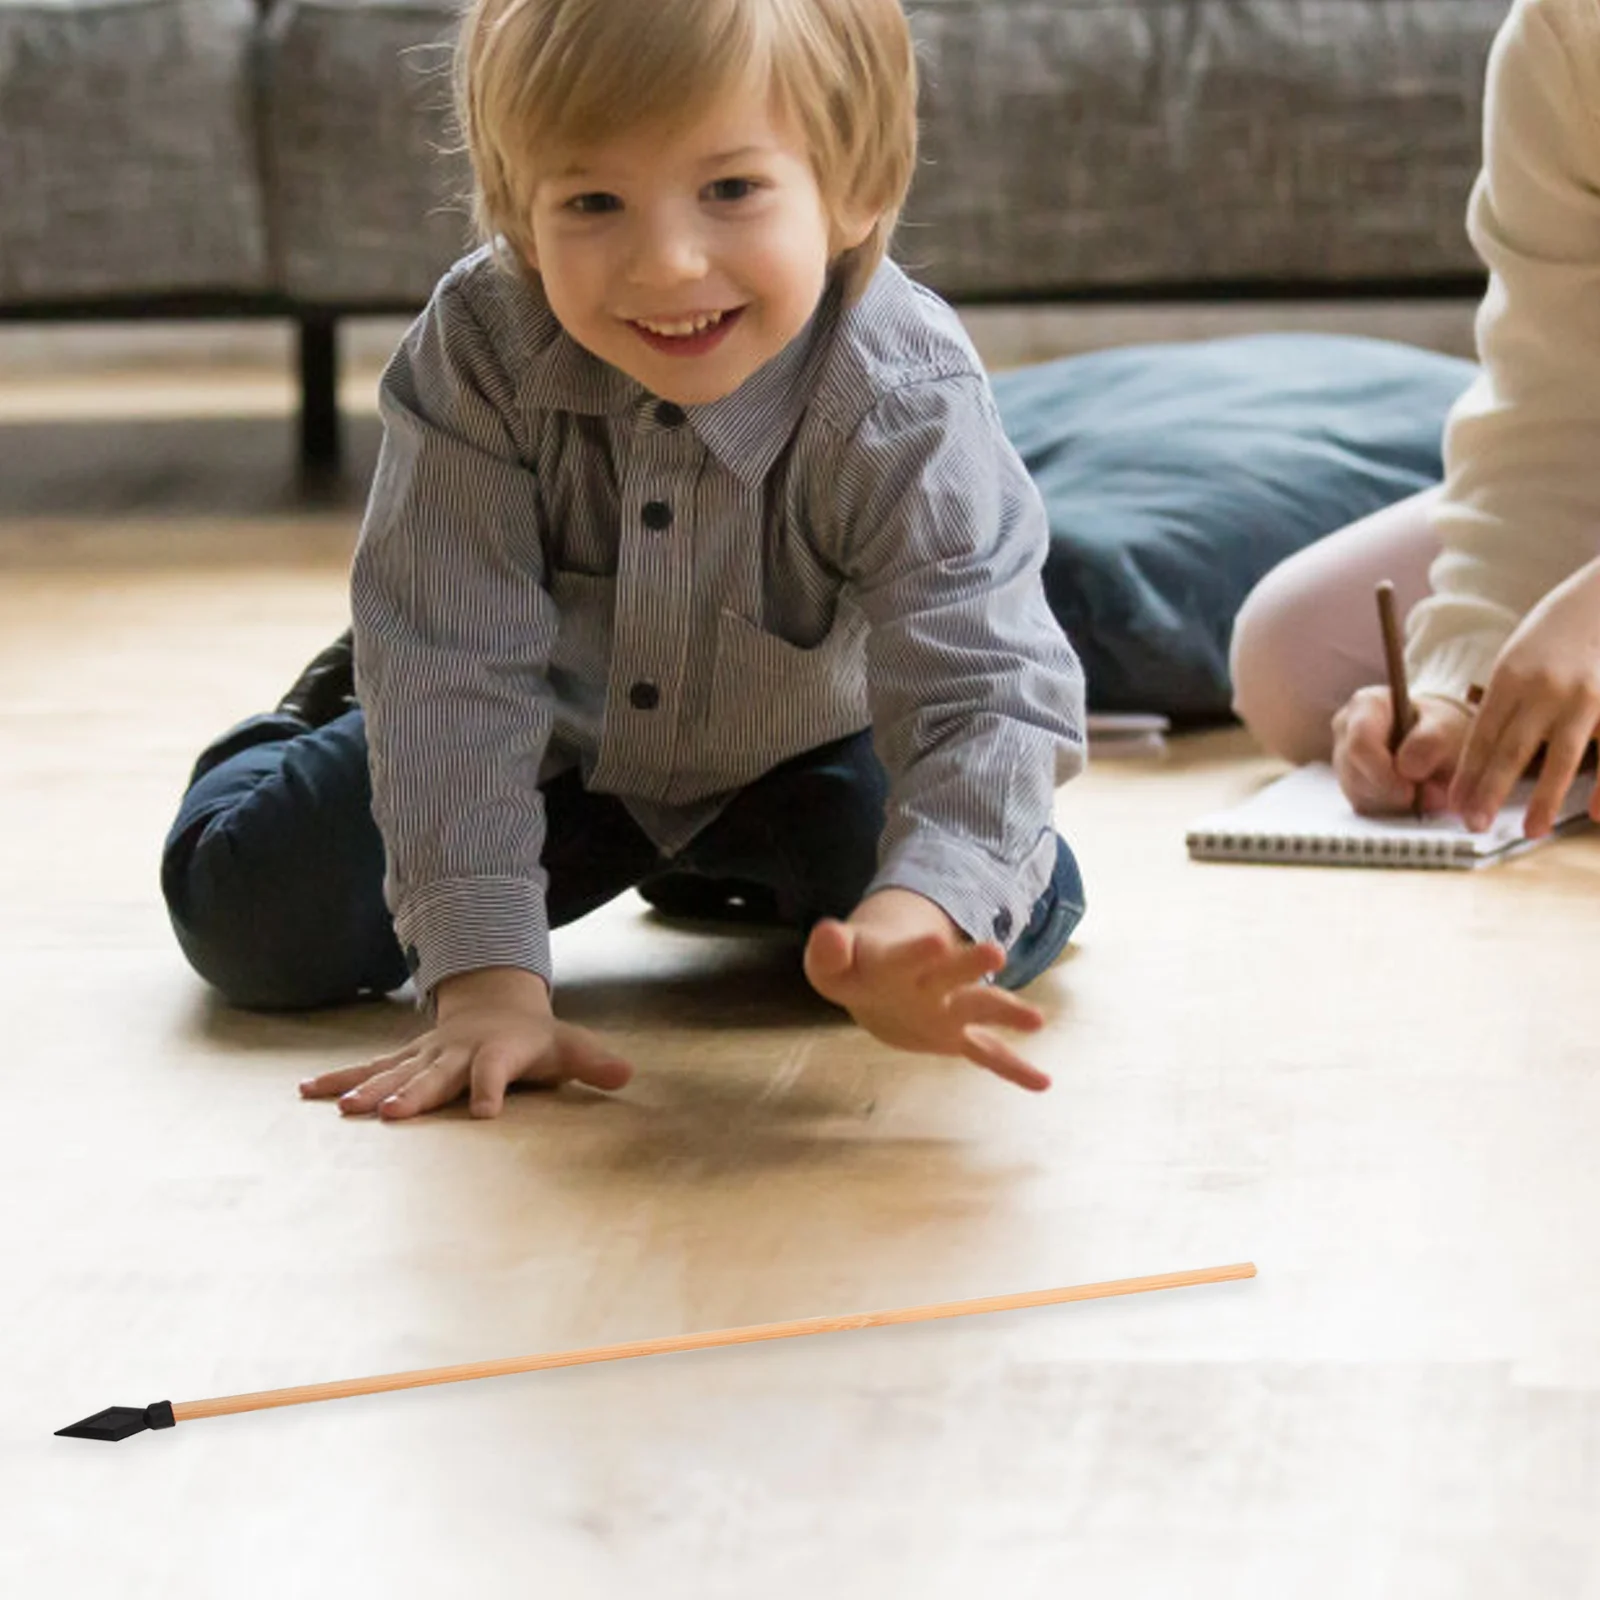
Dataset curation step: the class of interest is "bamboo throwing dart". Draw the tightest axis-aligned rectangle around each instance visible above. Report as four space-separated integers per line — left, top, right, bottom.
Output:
57 1261 1255 1441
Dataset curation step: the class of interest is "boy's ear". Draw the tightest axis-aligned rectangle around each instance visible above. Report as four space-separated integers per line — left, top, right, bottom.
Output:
831 203 880 254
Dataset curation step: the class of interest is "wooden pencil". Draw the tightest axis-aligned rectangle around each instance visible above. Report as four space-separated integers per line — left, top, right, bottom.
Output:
1375 580 1422 817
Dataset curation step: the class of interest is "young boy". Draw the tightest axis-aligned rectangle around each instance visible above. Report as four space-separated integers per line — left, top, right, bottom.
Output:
161 0 1087 1118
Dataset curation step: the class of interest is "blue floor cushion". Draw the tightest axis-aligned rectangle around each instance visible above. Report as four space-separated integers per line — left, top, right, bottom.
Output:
991 333 1476 718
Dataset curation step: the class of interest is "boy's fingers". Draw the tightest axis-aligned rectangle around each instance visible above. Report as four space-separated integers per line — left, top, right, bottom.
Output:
466 1042 525 1117
300 1067 357 1100
561 1046 634 1094
333 1060 421 1113
300 1054 414 1098
932 940 1007 990
377 1052 471 1119
947 986 1044 1034
961 1027 1051 1092
545 1028 633 1095
876 932 950 977
802 919 855 991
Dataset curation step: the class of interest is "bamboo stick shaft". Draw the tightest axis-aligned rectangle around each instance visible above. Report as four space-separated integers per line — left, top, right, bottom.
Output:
171 1262 1255 1423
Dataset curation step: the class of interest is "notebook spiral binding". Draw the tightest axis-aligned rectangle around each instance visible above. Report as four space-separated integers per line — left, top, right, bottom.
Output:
1189 831 1472 867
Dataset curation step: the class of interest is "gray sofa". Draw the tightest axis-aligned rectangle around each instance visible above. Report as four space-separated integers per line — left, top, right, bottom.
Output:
0 0 1507 466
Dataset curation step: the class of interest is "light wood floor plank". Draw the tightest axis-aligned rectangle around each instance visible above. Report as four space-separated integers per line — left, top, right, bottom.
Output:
3 396 1597 1598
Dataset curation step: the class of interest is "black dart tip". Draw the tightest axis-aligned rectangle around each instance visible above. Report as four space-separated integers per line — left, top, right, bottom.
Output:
56 1401 175 1441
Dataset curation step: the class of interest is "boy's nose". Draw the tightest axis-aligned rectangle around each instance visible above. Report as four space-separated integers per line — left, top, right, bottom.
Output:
626 223 709 287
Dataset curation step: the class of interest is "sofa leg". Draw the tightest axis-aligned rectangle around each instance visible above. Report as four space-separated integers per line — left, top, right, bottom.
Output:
297 315 341 475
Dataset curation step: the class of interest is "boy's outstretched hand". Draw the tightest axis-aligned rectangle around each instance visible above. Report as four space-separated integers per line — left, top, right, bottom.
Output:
299 966 632 1120
803 889 1050 1091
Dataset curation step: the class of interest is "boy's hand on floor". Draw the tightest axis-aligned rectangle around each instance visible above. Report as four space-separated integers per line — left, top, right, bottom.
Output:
802 891 1049 1092
298 966 632 1120
1332 687 1469 818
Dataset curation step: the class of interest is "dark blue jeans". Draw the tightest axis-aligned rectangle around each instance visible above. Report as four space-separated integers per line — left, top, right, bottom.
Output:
161 710 1084 1010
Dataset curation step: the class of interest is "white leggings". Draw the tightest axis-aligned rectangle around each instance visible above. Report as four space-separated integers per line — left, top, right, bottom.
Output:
1229 488 1442 764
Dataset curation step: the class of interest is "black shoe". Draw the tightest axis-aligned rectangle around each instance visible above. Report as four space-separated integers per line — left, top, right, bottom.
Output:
636 872 784 925
276 628 356 727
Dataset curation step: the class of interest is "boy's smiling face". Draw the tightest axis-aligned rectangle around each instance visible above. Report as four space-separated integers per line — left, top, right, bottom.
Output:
527 80 874 406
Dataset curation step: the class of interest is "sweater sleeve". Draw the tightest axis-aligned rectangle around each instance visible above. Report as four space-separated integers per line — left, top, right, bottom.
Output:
1408 0 1600 705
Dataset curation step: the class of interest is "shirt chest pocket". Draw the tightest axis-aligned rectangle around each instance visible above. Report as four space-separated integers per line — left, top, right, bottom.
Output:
702 608 870 784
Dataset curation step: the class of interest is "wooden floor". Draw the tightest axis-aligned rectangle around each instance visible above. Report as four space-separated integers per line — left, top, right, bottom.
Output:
4 352 1599 1598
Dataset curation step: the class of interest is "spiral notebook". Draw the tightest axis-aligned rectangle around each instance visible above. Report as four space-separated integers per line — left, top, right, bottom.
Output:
1187 762 1596 869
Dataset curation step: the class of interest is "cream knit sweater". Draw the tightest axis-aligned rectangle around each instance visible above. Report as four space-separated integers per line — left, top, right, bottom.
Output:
1408 0 1600 704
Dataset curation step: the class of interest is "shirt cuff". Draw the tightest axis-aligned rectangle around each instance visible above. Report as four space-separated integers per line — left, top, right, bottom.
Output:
1408 629 1507 709
393 874 552 1005
867 826 1058 950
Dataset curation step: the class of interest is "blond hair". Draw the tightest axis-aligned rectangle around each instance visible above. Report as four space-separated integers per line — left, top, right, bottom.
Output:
456 0 917 300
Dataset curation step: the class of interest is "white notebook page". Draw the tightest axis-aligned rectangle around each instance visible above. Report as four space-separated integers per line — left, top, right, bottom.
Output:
1187 763 1596 869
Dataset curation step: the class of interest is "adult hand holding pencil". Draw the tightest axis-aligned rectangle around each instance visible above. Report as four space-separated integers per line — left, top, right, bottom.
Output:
1329 582 1474 820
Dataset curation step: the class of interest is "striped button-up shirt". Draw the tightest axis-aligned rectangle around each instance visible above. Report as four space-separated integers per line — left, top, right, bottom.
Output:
352 248 1085 997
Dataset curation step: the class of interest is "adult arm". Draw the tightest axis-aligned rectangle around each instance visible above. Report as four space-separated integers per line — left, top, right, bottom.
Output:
1408 0 1600 704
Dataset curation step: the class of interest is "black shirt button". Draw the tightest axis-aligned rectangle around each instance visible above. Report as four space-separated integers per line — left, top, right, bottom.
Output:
628 681 660 711
641 500 673 530
991 909 1013 941
654 401 686 428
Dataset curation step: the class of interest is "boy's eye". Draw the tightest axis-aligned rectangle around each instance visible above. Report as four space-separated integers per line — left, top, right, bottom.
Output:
565 192 621 215
704 177 759 203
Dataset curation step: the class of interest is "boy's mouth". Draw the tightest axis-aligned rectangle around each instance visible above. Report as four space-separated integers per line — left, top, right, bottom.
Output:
628 306 744 356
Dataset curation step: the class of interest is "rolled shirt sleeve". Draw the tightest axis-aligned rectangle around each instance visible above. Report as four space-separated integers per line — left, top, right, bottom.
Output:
830 373 1087 948
352 273 561 1000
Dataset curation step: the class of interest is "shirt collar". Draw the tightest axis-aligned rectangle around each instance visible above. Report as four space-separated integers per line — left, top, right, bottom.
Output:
517 271 843 486
527 317 641 418
683 279 843 485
